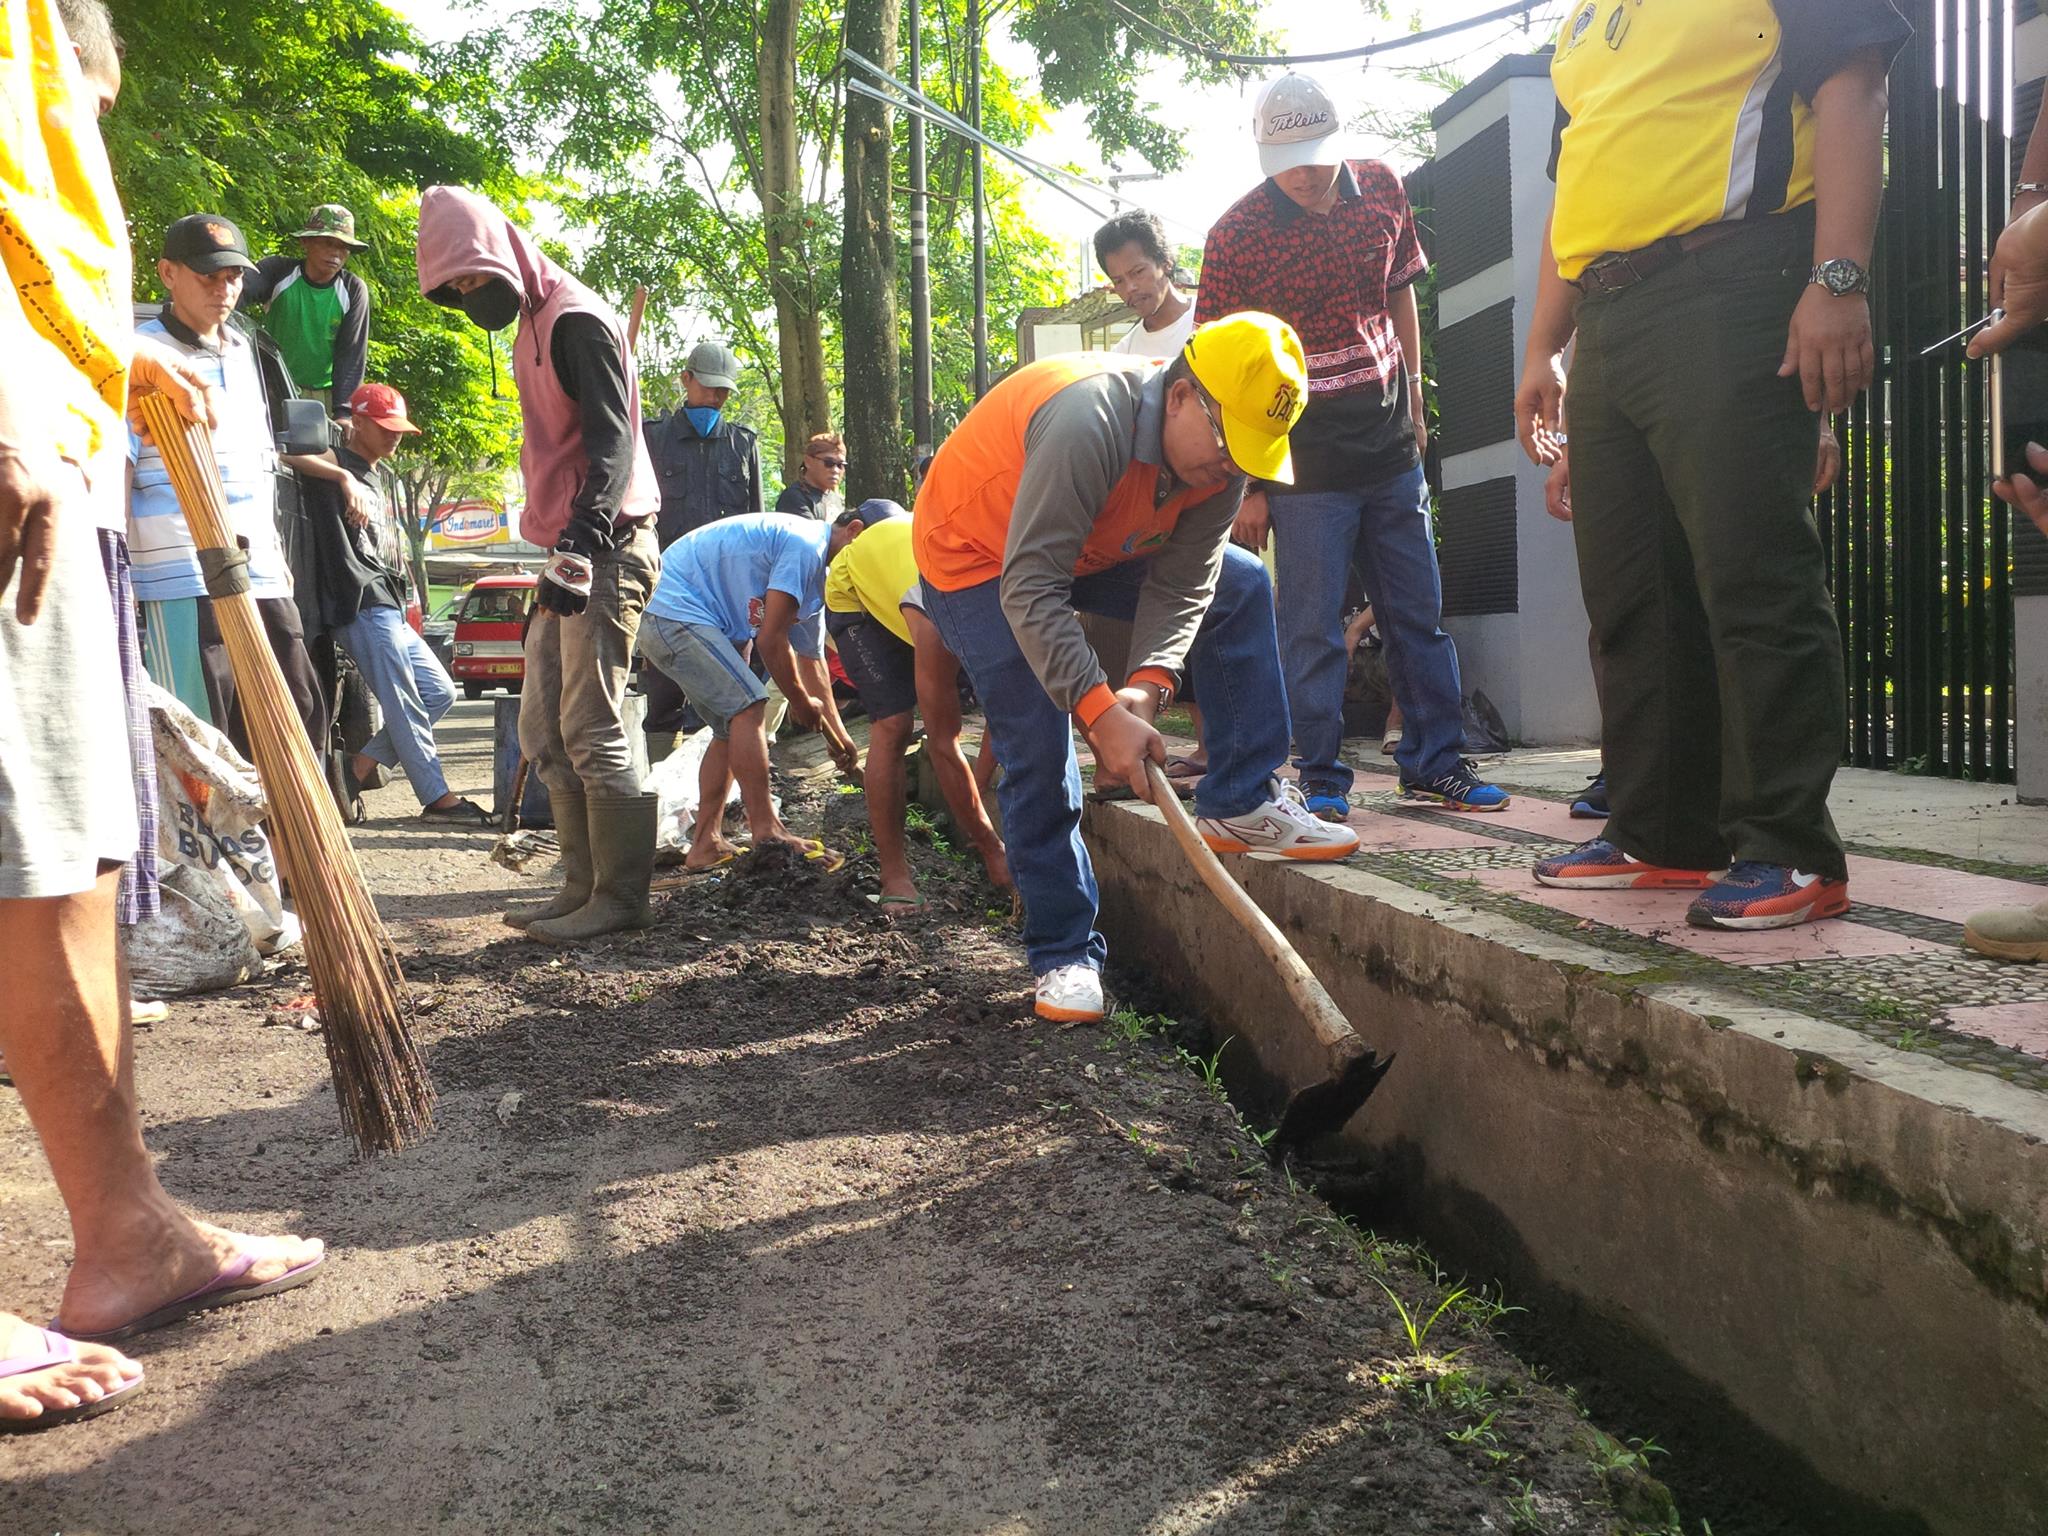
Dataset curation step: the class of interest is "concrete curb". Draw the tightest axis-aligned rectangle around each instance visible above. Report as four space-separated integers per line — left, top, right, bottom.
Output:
1085 797 2048 1536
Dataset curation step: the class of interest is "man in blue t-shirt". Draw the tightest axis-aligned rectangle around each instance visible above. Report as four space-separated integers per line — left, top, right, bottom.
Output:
640 510 868 871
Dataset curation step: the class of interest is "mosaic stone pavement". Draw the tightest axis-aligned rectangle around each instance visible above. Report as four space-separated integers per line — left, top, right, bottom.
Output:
1096 741 2048 1092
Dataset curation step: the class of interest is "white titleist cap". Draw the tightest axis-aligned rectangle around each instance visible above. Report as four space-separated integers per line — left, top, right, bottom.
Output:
1252 72 1344 177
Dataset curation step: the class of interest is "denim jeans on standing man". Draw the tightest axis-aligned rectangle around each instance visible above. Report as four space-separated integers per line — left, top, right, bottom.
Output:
1269 462 1464 794
335 602 457 807
922 545 1291 977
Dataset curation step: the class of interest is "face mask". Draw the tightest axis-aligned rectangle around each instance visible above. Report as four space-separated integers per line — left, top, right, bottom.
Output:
459 278 521 331
684 406 722 437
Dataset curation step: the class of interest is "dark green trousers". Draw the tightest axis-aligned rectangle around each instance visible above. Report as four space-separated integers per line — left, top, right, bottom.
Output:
1568 213 1848 879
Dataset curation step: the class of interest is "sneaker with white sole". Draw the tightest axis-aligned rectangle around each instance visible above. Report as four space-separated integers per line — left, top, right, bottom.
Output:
1685 862 1849 930
1035 963 1104 1023
1533 838 1719 890
1198 778 1361 862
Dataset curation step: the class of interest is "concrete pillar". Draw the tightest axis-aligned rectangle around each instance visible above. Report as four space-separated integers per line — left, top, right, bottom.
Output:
1423 56 1599 747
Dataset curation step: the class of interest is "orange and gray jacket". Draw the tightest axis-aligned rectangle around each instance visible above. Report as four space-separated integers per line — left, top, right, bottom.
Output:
913 354 1246 726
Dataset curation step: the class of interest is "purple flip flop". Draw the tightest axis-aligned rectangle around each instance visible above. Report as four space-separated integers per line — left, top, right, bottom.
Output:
0 1327 145 1432
57 1247 325 1344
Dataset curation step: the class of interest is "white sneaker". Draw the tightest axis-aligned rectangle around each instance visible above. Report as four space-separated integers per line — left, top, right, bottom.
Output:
1035 963 1104 1023
1380 726 1402 756
1197 777 1361 862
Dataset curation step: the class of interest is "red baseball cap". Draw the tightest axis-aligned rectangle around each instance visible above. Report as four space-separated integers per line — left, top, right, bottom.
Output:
347 382 421 433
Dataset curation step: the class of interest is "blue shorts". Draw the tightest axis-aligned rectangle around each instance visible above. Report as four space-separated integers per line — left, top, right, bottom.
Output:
638 616 769 739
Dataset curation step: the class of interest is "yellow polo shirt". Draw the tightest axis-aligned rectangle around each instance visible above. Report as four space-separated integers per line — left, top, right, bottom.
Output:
0 0 131 465
1548 0 1910 280
825 516 921 645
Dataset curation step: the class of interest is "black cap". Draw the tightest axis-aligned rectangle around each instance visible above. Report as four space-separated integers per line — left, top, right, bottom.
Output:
161 214 257 275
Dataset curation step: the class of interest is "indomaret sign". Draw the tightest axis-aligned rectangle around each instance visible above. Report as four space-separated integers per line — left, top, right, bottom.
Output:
427 499 512 549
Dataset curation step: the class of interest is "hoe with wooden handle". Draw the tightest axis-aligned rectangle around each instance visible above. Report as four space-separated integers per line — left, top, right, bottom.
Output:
1142 760 1392 1146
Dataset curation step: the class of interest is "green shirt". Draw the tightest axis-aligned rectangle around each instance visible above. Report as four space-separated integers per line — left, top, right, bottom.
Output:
263 268 344 390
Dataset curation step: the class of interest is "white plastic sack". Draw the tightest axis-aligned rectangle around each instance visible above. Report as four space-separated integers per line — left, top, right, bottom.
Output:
647 726 747 854
125 863 260 998
142 683 297 956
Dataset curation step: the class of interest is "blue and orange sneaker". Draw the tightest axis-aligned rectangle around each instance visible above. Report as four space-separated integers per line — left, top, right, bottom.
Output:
1685 861 1850 930
1398 760 1509 813
1533 839 1720 890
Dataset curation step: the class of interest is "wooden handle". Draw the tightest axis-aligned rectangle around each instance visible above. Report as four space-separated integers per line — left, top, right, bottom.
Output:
1143 761 1361 1054
626 285 649 350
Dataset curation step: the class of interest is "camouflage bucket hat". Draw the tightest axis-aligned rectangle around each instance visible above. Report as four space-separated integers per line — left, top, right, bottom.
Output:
293 203 368 249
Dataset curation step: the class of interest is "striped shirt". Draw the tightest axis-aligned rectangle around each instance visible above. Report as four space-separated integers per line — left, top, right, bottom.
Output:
125 315 291 604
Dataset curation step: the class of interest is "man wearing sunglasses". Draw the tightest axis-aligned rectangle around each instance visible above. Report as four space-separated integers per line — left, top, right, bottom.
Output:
913 313 1361 1025
776 431 847 520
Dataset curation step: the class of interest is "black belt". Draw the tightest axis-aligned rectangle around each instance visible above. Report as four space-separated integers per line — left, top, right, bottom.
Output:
1571 213 1786 296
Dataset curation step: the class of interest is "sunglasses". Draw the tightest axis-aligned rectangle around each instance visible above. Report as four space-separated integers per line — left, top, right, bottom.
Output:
811 455 848 469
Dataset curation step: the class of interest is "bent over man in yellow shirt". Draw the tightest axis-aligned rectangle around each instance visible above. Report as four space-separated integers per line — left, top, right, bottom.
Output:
824 502 1007 912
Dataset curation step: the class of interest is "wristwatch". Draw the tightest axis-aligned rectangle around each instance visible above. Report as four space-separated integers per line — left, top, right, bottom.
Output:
1810 258 1870 297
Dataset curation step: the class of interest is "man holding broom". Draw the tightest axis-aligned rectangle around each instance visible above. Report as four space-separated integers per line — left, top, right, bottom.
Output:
913 314 1360 1025
2 0 322 1430
418 185 664 943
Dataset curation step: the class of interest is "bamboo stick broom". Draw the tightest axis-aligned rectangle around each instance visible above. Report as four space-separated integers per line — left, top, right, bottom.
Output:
137 393 435 1154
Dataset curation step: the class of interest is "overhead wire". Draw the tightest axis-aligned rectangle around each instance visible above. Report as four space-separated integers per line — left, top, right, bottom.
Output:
1105 0 1552 69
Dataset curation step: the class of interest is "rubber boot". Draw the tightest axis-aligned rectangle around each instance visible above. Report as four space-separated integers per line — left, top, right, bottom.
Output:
646 731 681 766
503 788 591 930
528 792 659 944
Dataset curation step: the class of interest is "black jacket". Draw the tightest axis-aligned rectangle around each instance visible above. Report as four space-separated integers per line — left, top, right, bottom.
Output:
300 445 410 639
644 410 765 546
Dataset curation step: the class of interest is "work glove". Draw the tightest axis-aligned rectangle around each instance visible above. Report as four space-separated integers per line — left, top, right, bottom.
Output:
536 547 593 617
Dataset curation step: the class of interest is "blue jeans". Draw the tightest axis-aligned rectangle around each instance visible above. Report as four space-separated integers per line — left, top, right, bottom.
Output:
922 546 1290 975
335 603 456 807
1270 463 1463 791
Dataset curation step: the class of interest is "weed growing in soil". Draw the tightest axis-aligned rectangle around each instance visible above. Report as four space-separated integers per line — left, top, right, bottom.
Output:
1373 1276 1469 1372
1105 1007 1161 1048
1587 1429 1667 1475
1891 1025 1938 1053
1172 1035 1232 1098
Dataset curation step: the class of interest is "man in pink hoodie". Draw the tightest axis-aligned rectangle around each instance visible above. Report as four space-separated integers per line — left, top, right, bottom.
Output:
417 186 663 941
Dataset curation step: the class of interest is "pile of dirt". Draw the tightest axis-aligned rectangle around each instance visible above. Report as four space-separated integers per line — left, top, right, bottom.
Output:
699 838 862 915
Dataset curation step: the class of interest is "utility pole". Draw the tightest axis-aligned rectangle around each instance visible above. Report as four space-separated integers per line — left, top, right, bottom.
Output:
968 0 988 398
909 0 932 460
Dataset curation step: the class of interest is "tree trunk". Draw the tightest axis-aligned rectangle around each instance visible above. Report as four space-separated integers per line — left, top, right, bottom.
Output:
758 0 832 482
840 0 904 506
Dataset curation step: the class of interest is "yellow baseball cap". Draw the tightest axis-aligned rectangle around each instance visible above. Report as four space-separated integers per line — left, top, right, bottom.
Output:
1181 312 1309 484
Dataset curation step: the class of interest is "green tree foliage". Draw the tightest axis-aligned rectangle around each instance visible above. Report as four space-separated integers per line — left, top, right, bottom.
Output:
1005 0 1275 169
450 0 847 477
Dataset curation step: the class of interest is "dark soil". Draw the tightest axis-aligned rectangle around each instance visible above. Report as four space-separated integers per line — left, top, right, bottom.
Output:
1 708 1676 1534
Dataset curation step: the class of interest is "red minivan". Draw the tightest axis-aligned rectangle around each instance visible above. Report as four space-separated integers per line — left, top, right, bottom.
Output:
450 573 536 700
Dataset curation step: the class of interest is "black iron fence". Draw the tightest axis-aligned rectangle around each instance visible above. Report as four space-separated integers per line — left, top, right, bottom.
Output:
1825 0 2021 779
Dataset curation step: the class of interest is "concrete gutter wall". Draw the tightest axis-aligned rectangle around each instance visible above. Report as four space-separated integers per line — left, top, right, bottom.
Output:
1084 800 2048 1536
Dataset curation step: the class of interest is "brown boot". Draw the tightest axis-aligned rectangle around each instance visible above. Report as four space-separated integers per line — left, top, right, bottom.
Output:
528 792 659 943
1963 901 2048 962
503 788 591 930
646 731 681 765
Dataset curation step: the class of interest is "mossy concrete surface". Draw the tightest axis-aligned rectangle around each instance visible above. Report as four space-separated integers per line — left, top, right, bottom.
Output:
1085 798 2048 1536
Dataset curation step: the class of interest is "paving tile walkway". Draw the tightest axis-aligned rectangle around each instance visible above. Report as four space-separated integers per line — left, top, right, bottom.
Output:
1084 735 2048 1092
